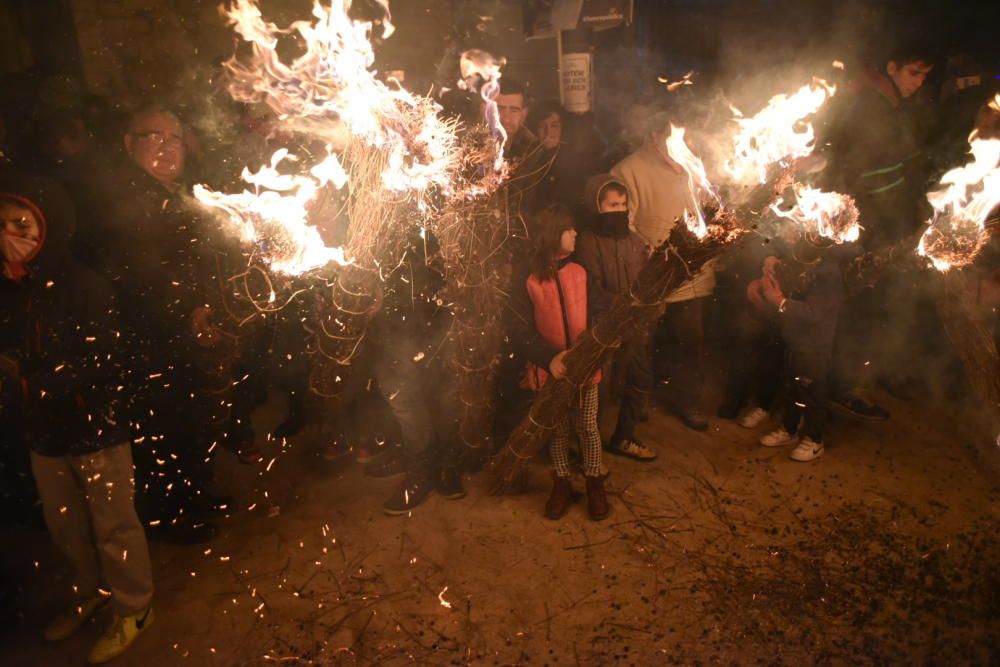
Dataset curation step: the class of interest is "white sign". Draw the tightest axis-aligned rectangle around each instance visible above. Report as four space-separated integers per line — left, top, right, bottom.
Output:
560 52 592 113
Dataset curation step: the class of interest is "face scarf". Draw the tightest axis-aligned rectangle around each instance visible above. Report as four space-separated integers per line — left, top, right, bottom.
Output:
0 194 46 283
1 233 39 282
596 211 630 238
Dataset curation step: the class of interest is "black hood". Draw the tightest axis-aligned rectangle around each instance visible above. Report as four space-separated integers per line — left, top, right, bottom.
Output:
0 172 76 280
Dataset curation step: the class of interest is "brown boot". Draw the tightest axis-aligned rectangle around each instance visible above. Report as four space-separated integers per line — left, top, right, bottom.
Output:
544 473 574 519
585 475 610 521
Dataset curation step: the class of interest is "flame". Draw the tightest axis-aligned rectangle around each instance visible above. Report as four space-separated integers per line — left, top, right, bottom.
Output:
771 185 860 243
917 135 1000 271
459 49 507 174
665 124 722 238
223 0 458 196
194 148 350 275
725 78 836 187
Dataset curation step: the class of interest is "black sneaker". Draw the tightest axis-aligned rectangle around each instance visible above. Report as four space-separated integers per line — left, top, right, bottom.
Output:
364 448 407 478
383 473 435 515
274 414 304 439
830 394 890 421
437 467 466 499
147 517 217 545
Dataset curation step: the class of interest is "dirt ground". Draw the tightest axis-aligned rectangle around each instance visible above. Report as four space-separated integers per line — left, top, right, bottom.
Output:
1 386 998 666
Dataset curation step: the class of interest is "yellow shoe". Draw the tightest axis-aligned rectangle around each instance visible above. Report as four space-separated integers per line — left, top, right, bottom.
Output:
86 607 154 664
44 595 109 642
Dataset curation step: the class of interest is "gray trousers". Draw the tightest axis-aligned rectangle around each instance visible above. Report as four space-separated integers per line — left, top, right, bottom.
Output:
30 443 153 615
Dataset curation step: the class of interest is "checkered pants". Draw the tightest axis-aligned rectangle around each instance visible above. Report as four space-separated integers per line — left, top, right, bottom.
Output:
550 383 603 478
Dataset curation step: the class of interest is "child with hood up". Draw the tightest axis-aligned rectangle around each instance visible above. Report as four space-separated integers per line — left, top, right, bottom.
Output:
573 174 657 461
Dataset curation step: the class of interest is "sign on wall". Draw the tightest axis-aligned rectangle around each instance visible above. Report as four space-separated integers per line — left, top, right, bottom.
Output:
559 51 592 113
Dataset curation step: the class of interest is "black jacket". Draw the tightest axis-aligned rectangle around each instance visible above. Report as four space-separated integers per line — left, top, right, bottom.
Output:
92 161 228 395
0 173 127 457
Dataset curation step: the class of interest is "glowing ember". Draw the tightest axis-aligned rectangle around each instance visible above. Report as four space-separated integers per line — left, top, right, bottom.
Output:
194 148 351 275
918 133 1000 271
223 0 458 196
725 78 836 187
771 185 861 243
437 586 452 609
665 124 722 238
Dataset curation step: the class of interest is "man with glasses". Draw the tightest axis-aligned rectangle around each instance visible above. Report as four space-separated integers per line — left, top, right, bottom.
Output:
97 108 234 545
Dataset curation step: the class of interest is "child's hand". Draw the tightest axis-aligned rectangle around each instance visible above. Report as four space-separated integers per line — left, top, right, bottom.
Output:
761 274 785 307
549 350 568 379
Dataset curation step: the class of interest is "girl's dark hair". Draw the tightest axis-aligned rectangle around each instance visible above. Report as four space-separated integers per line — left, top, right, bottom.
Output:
530 203 575 280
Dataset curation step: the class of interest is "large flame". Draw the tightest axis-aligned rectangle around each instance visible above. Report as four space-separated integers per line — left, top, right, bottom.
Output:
223 0 458 196
665 124 722 238
725 78 836 187
918 132 1000 271
194 149 350 275
771 185 861 244
459 49 507 175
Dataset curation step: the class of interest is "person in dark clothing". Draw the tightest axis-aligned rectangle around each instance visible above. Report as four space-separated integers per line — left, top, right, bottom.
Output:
573 174 657 461
822 44 935 420
96 108 235 544
509 204 610 521
715 242 785 429
361 231 464 515
527 101 609 214
825 45 935 247
0 173 155 663
757 239 861 462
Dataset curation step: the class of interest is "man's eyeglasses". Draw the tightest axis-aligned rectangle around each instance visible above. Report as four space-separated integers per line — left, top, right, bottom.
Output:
132 131 183 147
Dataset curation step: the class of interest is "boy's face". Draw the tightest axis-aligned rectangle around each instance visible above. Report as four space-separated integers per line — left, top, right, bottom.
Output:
538 112 562 149
599 189 628 213
559 227 577 255
887 60 933 98
496 92 526 137
0 200 41 241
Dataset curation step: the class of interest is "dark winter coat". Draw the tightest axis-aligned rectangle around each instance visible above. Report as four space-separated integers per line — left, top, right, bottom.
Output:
93 161 226 397
0 173 127 457
824 69 934 245
574 174 649 305
776 243 861 355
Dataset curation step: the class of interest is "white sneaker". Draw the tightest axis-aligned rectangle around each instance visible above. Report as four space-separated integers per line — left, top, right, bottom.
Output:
738 407 769 429
759 428 798 447
790 437 824 462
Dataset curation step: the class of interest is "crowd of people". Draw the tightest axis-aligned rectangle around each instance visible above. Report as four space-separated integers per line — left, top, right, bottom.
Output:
0 40 998 663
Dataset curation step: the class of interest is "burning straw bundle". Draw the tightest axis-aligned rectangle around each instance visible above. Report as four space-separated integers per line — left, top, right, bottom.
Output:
431 119 518 466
